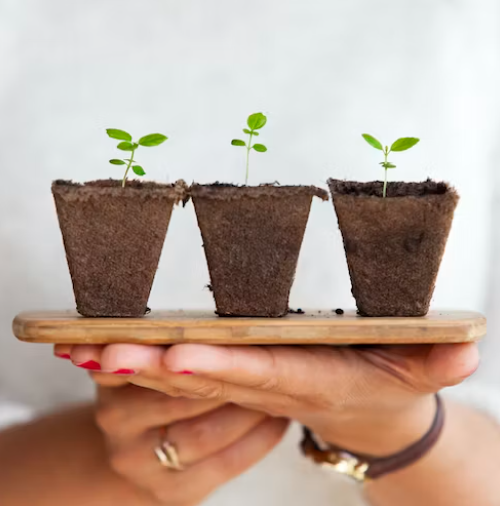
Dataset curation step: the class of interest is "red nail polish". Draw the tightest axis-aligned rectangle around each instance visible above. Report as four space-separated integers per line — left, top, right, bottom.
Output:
55 353 71 360
178 370 194 375
76 360 101 371
112 369 136 375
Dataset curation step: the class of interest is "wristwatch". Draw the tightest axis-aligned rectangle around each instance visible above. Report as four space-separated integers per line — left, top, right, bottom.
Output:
300 394 445 483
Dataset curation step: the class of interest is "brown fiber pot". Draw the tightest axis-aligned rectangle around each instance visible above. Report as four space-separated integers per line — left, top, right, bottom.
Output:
328 179 459 317
52 179 187 317
191 184 328 317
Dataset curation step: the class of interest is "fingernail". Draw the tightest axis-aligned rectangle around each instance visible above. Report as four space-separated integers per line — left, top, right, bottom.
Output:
177 370 194 375
112 369 136 375
55 353 71 360
76 360 101 371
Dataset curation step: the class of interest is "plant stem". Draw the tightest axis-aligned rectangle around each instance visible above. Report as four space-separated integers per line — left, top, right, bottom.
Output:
122 149 136 188
245 132 253 185
383 148 389 198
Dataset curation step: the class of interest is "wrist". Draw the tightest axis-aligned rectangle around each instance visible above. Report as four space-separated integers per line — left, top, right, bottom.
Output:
314 394 437 457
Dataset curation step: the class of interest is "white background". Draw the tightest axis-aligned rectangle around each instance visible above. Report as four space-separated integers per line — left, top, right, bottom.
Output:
0 1 499 504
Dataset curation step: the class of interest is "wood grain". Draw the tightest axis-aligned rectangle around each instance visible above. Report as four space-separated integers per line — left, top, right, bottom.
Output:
12 310 486 345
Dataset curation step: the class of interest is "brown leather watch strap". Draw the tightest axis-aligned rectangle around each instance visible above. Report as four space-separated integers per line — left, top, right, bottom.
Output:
301 394 445 481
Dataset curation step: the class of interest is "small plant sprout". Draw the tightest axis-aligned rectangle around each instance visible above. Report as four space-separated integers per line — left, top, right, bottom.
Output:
231 113 268 185
106 129 168 187
362 134 420 198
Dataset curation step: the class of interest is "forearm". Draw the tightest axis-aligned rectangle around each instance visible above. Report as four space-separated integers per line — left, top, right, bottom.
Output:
0 405 157 506
365 400 500 506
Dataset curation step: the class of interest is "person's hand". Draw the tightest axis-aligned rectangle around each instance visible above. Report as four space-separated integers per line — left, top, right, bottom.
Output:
54 345 288 506
61 342 478 457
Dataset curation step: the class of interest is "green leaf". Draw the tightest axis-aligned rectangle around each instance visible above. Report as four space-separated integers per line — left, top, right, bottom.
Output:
109 159 126 165
138 133 168 147
106 129 132 141
390 137 420 152
132 165 146 176
247 113 267 130
380 162 396 169
362 134 383 151
253 143 267 152
117 142 138 151
243 128 252 134
231 139 246 147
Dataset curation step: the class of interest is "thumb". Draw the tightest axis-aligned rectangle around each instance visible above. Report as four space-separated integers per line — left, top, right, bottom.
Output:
425 343 480 388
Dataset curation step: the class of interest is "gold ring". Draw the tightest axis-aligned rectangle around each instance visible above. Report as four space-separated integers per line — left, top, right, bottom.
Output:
154 428 184 471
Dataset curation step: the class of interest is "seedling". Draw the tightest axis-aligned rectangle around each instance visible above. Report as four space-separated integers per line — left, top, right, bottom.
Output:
106 129 168 187
231 113 268 185
362 134 420 198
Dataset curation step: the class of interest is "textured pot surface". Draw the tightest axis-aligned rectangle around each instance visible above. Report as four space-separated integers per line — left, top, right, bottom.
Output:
328 179 459 317
192 184 328 317
52 179 186 317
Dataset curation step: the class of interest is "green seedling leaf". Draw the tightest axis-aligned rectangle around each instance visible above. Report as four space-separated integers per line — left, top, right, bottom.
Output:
139 133 168 147
362 134 383 151
117 141 137 151
247 113 267 130
107 127 169 188
231 139 246 147
233 113 269 185
253 144 267 152
106 129 132 141
390 137 420 152
363 131 420 198
132 165 146 176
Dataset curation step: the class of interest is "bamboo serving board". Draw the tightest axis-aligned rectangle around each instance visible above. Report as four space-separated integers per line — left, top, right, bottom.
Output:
12 310 486 345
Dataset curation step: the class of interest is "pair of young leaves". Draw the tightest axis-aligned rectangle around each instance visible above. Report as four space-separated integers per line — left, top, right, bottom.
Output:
362 133 420 198
107 129 168 178
362 134 419 170
231 113 268 152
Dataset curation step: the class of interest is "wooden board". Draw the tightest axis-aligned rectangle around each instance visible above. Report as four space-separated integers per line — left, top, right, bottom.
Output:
12 310 486 345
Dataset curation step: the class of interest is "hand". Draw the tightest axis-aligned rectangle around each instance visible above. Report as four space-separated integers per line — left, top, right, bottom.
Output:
61 342 478 457
55 346 288 506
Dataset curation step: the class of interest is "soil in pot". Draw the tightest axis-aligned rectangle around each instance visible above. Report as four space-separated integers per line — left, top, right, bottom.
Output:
328 179 459 317
52 179 187 317
191 184 328 317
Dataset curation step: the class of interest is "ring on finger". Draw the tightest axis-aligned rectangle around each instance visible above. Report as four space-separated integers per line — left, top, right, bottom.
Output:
154 427 184 471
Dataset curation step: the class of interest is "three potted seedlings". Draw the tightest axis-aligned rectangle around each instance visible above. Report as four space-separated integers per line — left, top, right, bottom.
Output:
328 134 458 317
191 113 328 317
51 121 458 320
52 129 186 317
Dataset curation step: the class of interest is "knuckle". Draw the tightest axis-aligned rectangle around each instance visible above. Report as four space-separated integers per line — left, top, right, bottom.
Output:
95 405 121 434
108 451 132 477
254 375 280 392
251 348 282 392
186 382 225 400
185 420 213 454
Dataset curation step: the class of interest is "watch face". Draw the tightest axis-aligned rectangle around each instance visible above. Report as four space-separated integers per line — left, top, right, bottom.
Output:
323 450 370 482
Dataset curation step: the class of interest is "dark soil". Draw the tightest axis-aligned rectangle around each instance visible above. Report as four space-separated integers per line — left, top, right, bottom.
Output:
334 308 344 315
191 184 328 317
288 308 305 315
328 179 459 317
52 179 187 317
